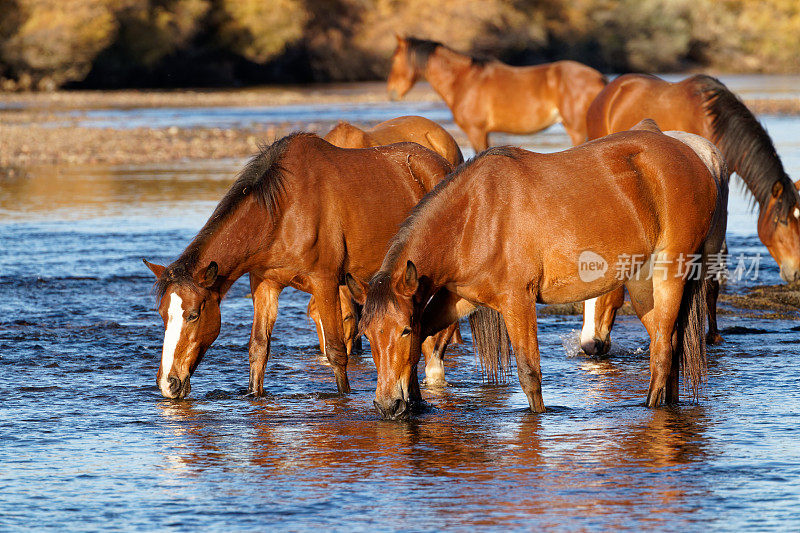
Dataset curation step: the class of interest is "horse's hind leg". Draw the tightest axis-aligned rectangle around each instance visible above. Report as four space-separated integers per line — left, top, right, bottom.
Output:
422 322 457 386
706 279 722 345
312 279 351 394
501 297 545 413
626 275 684 407
249 277 282 396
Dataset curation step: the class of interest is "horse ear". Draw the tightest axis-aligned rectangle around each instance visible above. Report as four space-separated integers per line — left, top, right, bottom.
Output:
400 260 419 296
142 258 166 278
199 261 218 289
345 273 367 305
395 33 403 45
772 181 784 198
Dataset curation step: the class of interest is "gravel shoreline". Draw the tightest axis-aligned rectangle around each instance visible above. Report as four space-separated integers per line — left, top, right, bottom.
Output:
2 84 799 169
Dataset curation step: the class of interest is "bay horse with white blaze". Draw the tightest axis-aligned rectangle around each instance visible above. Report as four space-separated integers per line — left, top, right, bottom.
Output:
580 74 800 355
143 133 454 399
354 121 726 419
387 36 607 150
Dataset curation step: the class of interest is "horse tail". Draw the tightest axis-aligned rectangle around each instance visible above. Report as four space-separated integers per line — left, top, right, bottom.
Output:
468 307 512 384
675 250 709 402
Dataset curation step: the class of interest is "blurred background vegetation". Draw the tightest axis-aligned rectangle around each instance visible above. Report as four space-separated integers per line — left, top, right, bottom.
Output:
0 0 797 91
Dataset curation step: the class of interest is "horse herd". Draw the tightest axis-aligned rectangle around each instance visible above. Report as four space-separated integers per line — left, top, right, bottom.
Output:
144 36 800 419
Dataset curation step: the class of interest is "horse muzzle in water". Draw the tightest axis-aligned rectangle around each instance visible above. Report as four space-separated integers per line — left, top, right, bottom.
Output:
160 375 191 399
581 337 611 356
373 398 410 420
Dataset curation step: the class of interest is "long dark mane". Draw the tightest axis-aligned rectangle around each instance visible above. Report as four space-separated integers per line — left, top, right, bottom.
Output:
697 75 797 218
155 132 308 299
405 37 495 70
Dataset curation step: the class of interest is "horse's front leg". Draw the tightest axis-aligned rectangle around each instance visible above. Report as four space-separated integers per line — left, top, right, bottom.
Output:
312 280 351 394
501 296 545 413
706 279 722 345
248 276 282 396
421 322 457 386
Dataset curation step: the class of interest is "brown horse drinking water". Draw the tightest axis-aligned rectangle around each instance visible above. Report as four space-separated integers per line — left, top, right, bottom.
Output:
353 122 727 419
580 74 800 355
143 133 454 399
387 36 607 150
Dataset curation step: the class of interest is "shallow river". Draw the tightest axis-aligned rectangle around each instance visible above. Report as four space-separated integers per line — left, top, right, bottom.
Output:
2 80 800 530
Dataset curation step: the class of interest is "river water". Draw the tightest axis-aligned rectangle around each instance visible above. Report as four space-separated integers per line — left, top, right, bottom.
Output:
1 79 799 530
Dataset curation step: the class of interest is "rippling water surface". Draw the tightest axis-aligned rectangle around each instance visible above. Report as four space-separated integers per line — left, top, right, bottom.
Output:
2 85 800 531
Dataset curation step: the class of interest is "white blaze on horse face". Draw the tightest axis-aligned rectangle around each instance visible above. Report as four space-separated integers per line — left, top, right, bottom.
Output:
580 297 598 346
159 293 184 393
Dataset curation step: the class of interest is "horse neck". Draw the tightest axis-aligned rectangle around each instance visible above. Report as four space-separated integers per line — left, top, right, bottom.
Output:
393 188 468 290
423 48 475 108
183 197 272 295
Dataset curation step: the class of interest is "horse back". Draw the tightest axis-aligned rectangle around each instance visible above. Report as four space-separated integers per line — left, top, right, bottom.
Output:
277 137 452 278
586 74 711 140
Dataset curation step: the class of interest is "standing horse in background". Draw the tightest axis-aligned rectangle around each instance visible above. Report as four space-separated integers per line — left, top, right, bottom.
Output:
580 74 800 354
324 115 463 166
386 35 607 150
354 123 725 419
143 133 454 399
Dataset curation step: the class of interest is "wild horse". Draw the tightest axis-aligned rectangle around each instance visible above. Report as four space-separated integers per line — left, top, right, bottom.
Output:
352 122 727 419
580 74 800 355
143 133 454 399
387 35 607 150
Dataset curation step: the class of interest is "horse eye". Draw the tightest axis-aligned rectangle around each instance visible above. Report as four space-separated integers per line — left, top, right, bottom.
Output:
186 311 200 322
400 327 411 337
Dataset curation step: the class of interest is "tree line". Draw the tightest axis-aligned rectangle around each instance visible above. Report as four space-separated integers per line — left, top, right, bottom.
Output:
0 0 797 91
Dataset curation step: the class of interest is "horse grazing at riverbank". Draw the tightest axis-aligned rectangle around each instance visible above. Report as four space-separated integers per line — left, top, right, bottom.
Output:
579 74 800 354
324 115 463 166
143 133 454 399
354 122 725 419
386 36 607 150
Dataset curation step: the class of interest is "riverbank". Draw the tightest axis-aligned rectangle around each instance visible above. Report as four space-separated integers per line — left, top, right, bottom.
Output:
2 83 799 169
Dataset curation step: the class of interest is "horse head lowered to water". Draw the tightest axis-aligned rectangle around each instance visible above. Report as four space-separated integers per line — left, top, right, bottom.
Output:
144 133 455 399
357 122 727 419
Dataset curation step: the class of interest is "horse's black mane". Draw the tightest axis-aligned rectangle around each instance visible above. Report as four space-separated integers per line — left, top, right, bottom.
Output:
697 75 797 218
155 132 309 299
405 37 495 69
360 146 520 330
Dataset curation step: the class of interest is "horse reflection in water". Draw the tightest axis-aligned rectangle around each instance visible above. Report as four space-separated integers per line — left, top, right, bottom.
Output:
154 373 710 529
144 133 457 399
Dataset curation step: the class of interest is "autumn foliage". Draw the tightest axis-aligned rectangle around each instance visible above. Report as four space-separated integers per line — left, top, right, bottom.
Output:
0 0 797 90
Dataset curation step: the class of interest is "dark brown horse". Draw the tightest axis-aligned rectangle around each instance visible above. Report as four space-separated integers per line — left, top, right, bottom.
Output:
387 36 607 150
324 115 463 166
353 122 727 419
143 133 453 399
580 74 800 355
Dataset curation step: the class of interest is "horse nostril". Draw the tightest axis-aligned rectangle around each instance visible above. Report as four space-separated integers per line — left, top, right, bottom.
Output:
391 399 407 419
168 376 181 396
